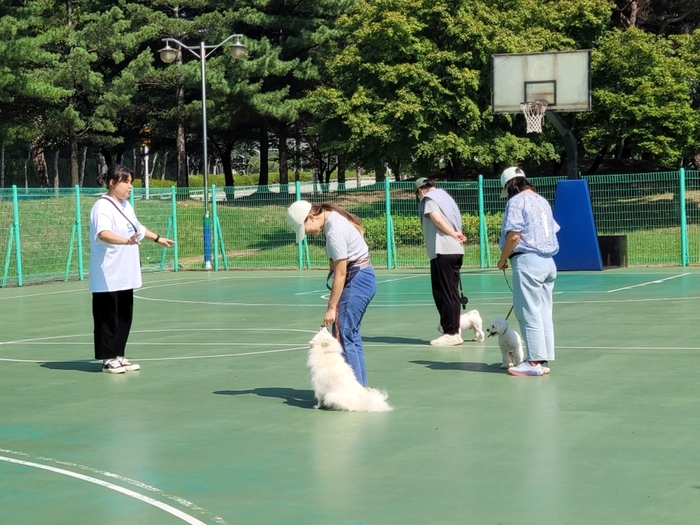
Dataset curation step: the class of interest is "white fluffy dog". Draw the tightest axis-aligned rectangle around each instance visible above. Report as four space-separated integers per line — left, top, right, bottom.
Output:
486 316 525 369
438 309 485 342
307 327 392 412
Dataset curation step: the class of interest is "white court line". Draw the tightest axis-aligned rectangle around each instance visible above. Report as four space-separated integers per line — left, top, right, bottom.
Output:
0 347 308 363
607 273 690 293
0 288 85 301
294 273 424 295
0 449 227 524
6 342 305 347
376 274 423 284
0 328 315 347
0 455 209 525
134 295 322 307
134 295 438 307
0 276 230 301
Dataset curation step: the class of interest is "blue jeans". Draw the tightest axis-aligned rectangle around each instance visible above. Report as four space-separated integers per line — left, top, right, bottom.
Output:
511 253 556 362
336 267 377 386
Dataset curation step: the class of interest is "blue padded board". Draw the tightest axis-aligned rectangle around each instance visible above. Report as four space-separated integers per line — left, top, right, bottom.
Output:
552 179 603 271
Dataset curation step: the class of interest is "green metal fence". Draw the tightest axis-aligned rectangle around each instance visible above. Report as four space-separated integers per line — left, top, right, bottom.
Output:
1 170 697 287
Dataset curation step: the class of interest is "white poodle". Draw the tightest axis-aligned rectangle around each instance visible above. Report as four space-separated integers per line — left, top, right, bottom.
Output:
307 327 392 412
438 309 485 342
486 316 525 369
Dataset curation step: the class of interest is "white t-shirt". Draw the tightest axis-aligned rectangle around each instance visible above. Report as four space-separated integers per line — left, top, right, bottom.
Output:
89 196 146 292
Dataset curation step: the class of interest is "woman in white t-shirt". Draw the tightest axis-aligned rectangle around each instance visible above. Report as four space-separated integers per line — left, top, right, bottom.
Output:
286 201 376 386
90 165 174 374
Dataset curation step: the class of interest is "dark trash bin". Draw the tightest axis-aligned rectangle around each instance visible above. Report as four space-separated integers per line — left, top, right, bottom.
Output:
598 235 627 268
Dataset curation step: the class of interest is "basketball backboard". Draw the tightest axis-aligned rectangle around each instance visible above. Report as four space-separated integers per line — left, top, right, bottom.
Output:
491 50 591 114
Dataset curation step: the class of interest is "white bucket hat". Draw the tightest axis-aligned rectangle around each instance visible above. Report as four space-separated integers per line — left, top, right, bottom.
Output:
500 166 526 197
286 200 313 243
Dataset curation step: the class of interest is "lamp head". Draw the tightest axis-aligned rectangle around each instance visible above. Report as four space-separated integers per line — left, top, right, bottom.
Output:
158 42 179 64
228 37 246 60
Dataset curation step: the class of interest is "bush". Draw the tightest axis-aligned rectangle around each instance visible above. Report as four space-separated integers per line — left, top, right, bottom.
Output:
133 170 358 188
132 179 176 188
362 212 504 251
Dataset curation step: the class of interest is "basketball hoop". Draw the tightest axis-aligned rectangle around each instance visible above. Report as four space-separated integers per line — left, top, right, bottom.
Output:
520 100 548 133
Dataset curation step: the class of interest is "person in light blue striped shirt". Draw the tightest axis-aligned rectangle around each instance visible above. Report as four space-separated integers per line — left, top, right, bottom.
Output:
497 167 560 377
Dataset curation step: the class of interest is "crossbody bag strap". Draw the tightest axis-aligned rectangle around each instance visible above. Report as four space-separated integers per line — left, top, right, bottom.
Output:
100 196 139 233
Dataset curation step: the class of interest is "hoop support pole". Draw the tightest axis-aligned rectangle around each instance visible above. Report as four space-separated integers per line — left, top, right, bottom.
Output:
545 112 580 180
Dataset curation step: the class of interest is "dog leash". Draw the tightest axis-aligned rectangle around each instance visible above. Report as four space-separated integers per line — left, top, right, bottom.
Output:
502 269 514 321
458 274 468 311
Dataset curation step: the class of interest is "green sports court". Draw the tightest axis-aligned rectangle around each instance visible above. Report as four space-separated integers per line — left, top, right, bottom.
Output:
1 267 699 524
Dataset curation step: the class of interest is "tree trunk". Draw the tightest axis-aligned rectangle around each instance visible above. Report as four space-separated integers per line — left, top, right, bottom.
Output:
149 152 158 180
100 149 112 167
30 135 50 187
79 145 87 186
374 160 386 183
259 126 269 187
53 150 60 193
222 142 234 198
278 124 289 186
614 138 626 159
70 130 79 186
294 131 301 183
161 150 169 180
24 148 30 189
1 144 5 188
176 83 187 187
98 152 108 184
338 155 346 191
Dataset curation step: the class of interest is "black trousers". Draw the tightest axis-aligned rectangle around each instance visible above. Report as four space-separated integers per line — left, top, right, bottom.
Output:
92 290 134 360
430 254 463 335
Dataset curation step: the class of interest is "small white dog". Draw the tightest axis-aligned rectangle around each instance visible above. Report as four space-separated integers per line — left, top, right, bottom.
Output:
307 327 392 412
486 316 524 369
438 309 485 342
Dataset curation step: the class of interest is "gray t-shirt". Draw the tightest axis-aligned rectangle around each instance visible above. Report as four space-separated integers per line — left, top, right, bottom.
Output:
324 211 369 262
421 199 464 260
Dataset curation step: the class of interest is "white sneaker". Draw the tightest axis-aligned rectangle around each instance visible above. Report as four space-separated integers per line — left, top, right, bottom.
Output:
102 359 125 374
430 333 463 347
117 357 140 372
508 361 544 376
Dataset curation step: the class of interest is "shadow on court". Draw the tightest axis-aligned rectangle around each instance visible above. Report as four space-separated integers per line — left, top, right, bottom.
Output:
214 387 316 409
39 361 100 373
410 360 504 374
363 336 427 345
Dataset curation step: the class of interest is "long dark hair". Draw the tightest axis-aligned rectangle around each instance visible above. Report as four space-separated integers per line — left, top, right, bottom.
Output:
505 177 536 199
97 164 133 187
309 202 365 235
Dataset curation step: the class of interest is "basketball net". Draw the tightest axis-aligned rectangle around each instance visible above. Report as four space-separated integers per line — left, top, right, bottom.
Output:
520 100 548 133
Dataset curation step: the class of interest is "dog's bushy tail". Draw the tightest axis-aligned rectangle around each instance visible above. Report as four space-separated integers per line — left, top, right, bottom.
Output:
364 388 393 412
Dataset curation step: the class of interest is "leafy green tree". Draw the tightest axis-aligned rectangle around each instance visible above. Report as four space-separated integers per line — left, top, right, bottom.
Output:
0 2 71 186
196 0 357 189
582 28 698 166
310 0 613 178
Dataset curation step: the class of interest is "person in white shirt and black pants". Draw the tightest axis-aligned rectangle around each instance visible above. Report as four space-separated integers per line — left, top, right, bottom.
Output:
415 178 467 347
89 164 174 373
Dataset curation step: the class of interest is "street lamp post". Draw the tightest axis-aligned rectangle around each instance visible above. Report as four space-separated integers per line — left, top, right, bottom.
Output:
159 34 246 270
